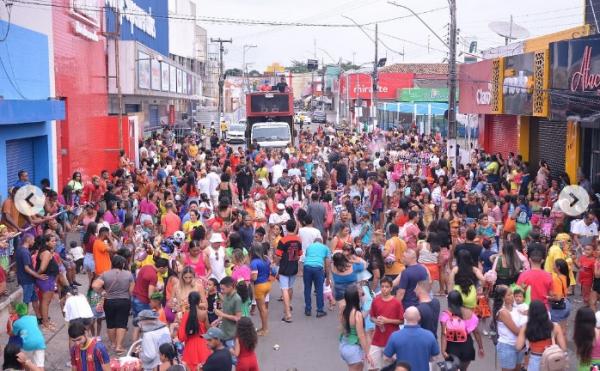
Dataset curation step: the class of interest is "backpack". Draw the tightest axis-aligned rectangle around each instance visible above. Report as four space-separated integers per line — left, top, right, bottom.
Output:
516 206 530 224
540 338 568 371
444 312 468 343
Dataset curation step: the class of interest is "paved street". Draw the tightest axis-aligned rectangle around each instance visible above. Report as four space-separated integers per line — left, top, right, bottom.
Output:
1 272 582 371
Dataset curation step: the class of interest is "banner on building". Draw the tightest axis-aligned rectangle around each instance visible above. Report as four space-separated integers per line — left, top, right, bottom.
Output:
502 52 534 116
458 59 493 114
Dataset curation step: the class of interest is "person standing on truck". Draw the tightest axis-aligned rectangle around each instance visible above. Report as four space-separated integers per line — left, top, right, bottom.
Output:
276 77 289 93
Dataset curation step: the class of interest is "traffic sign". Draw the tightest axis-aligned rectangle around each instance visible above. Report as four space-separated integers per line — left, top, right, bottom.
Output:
14 185 46 216
558 185 590 217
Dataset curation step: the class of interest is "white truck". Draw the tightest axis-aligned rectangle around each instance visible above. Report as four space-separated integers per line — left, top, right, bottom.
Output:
250 122 292 148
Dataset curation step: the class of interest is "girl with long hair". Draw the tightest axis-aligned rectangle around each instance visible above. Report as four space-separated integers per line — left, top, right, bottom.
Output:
449 250 484 310
492 285 524 371
250 242 272 336
82 222 98 283
440 291 484 371
494 241 523 286
549 258 571 334
516 300 567 371
173 266 206 316
177 291 211 370
35 235 60 331
234 317 260 371
338 285 373 371
574 307 600 370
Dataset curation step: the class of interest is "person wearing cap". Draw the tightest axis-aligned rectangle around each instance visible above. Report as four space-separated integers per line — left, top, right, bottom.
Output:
269 203 290 228
12 302 46 369
202 327 233 371
208 233 227 281
136 309 172 371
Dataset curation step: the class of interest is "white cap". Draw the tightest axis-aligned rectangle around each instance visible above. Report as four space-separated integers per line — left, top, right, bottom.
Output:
209 233 224 243
277 203 285 210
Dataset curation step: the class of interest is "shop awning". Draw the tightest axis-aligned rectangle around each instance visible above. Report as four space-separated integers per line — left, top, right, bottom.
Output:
378 102 448 115
0 99 65 124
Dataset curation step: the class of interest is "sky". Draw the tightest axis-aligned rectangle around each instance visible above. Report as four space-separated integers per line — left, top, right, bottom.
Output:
193 0 586 71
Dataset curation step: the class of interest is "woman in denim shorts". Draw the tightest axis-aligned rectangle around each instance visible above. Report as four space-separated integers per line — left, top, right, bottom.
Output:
492 285 525 371
338 285 372 370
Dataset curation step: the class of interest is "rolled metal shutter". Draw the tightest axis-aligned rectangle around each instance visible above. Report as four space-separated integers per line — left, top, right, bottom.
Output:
485 115 518 158
6 138 35 186
530 120 567 179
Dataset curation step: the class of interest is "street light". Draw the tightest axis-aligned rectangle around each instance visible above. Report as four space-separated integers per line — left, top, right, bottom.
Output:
242 44 257 92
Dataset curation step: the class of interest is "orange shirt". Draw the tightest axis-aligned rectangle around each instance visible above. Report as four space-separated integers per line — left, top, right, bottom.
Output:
161 212 181 238
384 236 407 276
552 273 567 299
93 239 111 275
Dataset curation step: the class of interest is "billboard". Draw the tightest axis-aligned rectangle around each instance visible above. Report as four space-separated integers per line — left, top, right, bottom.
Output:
340 72 413 100
459 59 493 114
105 0 169 56
550 36 600 120
502 52 534 115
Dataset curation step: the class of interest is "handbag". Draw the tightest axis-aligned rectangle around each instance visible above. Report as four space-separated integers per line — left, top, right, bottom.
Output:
549 276 567 310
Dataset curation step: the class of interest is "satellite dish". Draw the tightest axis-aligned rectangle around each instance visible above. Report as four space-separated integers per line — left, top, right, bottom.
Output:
489 17 530 45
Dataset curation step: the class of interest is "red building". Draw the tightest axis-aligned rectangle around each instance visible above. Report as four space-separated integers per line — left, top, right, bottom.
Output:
53 0 129 187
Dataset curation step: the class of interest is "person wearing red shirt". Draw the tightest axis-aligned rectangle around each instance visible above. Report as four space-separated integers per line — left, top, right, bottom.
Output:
369 277 404 370
516 247 552 308
577 245 596 303
81 176 103 204
131 257 169 340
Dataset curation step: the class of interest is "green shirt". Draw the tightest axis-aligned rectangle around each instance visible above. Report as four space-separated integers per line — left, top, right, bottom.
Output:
220 292 242 340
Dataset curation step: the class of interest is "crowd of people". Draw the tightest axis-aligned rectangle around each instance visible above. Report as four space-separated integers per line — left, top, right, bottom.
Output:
1 122 599 371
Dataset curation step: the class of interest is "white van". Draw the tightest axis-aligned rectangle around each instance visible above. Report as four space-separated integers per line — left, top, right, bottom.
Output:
250 122 292 148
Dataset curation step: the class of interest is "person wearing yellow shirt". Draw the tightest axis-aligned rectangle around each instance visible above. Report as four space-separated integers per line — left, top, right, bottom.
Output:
187 142 199 159
544 233 576 288
183 210 203 242
383 224 407 279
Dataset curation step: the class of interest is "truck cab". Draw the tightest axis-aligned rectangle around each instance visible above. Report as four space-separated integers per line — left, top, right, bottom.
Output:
250 122 292 148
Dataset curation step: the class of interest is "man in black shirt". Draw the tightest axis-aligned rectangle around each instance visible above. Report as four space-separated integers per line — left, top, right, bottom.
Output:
202 327 233 371
454 228 482 267
464 193 483 224
276 76 289 93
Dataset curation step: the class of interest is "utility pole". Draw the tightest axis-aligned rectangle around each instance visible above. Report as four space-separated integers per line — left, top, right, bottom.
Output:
115 7 123 151
211 37 232 130
448 0 458 168
372 23 378 131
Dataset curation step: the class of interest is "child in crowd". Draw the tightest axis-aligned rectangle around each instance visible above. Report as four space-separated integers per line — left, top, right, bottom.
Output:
236 280 252 317
479 238 495 273
68 241 85 274
150 292 168 324
513 288 529 327
323 281 335 311
577 245 596 304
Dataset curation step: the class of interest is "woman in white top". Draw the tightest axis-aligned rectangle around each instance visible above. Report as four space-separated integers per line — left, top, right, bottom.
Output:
493 285 524 371
207 233 226 281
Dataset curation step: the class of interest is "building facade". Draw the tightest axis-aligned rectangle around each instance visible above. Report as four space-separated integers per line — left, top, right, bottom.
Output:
0 2 65 199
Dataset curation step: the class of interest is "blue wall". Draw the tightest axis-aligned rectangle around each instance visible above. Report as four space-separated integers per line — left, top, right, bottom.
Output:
0 20 55 199
106 0 169 56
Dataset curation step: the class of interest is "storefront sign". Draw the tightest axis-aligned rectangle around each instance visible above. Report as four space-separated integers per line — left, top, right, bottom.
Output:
458 59 493 114
550 36 600 121
502 53 534 115
106 0 156 38
72 20 99 41
341 72 413 100
398 87 451 102
71 0 100 27
161 62 169 92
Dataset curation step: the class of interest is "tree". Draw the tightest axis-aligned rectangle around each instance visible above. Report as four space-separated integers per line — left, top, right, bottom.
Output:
340 62 361 71
224 68 243 77
248 69 261 77
286 60 310 73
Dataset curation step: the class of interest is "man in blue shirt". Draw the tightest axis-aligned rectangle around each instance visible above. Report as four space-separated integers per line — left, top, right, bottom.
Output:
303 238 331 317
384 307 440 371
395 249 429 308
15 235 45 316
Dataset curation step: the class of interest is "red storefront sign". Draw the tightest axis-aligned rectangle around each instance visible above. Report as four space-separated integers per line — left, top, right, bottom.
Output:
458 59 493 114
340 72 413 100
